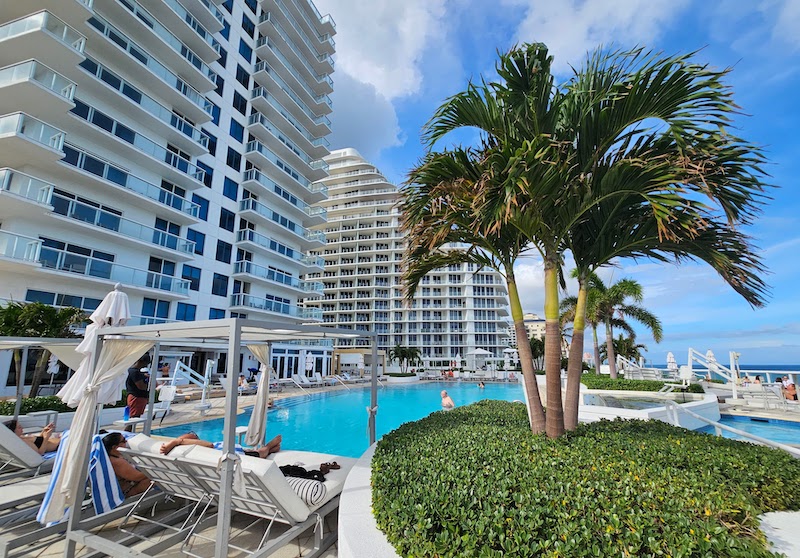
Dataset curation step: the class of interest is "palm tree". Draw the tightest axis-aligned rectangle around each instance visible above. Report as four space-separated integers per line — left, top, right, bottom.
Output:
405 43 770 438
388 345 421 373
528 335 544 372
600 334 647 363
0 301 85 398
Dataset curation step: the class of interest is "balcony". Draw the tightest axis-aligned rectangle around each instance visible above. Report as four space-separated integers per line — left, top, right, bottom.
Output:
266 0 334 60
238 198 326 248
0 230 42 271
245 138 326 194
77 57 209 156
253 59 332 118
136 0 222 62
0 168 54 220
0 61 74 127
233 260 323 294
38 246 190 296
178 0 225 34
254 38 332 111
0 0 94 31
251 85 330 140
284 0 335 38
0 113 65 168
92 0 217 91
50 192 196 258
0 12 86 72
229 293 321 321
247 110 328 164
243 168 326 220
235 229 323 269
70 99 206 191
257 13 332 84
61 143 200 224
85 15 213 123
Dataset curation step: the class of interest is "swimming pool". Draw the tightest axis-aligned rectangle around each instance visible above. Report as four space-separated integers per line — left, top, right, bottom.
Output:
154 382 525 457
698 415 800 446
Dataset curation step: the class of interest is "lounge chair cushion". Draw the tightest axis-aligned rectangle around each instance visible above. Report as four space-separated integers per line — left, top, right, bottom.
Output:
0 422 46 469
268 450 357 510
126 433 196 458
285 477 326 506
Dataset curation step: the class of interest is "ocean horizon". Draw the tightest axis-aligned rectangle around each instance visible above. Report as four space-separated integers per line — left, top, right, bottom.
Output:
650 364 799 372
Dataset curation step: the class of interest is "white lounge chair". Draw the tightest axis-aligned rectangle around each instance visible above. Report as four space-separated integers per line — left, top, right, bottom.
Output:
292 373 322 388
121 434 355 558
0 423 54 481
314 373 337 386
146 385 178 424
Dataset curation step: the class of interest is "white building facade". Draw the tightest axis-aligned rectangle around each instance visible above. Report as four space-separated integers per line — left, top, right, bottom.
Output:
0 0 336 387
305 149 512 372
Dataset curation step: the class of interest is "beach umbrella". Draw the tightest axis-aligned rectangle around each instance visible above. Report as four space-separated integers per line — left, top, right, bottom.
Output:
305 352 314 373
357 353 365 375
245 344 271 448
40 285 153 523
666 352 678 371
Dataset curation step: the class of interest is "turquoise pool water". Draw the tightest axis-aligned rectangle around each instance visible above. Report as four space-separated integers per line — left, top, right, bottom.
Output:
154 382 525 457
698 415 800 446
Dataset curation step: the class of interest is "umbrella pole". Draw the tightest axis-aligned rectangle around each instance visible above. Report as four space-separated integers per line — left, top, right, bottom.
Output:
369 339 378 445
12 347 29 421
144 343 161 436
215 321 241 558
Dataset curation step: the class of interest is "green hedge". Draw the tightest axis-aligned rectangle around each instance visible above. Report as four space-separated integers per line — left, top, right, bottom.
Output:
581 373 705 393
0 392 129 416
385 372 417 378
372 401 799 557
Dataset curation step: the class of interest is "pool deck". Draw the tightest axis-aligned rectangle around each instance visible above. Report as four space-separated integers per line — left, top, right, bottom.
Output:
7 380 800 558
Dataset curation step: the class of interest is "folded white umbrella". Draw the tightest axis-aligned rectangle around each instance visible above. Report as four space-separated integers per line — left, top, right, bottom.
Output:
245 345 271 448
666 352 678 371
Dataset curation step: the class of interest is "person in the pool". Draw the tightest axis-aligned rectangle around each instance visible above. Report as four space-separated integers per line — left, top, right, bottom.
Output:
441 390 455 411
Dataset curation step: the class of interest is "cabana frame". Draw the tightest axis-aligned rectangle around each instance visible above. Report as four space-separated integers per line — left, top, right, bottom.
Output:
59 318 377 558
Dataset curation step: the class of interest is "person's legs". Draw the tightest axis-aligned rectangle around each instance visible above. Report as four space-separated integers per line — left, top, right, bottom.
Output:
254 434 282 458
160 433 213 454
124 478 151 497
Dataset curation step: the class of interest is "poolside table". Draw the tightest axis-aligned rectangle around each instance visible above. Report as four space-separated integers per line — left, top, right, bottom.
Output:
112 417 147 433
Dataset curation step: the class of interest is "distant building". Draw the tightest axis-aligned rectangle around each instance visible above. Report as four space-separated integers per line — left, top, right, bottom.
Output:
524 313 546 340
305 148 512 370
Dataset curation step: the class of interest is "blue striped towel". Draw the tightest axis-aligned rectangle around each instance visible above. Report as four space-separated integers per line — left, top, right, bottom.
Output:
37 431 125 524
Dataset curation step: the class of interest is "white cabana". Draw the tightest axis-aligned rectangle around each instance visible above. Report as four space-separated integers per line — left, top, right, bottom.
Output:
53 318 374 558
244 344 272 448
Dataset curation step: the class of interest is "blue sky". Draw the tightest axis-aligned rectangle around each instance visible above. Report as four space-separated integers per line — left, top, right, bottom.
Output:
313 0 799 365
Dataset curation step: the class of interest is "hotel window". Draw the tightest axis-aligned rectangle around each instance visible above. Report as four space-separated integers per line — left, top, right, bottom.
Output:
219 207 236 232
223 177 238 201
244 0 257 14
232 91 247 116
214 73 224 96
222 0 232 12
149 257 175 277
238 39 252 63
209 308 226 320
241 15 255 38
187 228 205 255
141 298 169 321
211 103 221 125
216 240 232 263
218 46 227 68
181 264 201 291
176 303 196 321
226 147 242 171
212 273 229 296
229 118 244 142
203 129 217 156
196 161 213 188
220 20 230 41
235 64 250 88
192 193 209 220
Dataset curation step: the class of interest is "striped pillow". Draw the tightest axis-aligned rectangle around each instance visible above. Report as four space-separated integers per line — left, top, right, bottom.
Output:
285 477 327 507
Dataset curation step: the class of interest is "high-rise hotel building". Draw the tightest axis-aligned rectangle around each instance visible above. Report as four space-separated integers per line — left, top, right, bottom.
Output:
305 149 512 371
0 0 336 380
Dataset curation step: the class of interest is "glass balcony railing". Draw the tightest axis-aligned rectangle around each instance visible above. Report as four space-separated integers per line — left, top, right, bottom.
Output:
63 143 199 218
234 260 323 292
0 168 54 204
273 0 333 56
0 230 42 262
247 110 328 158
39 246 190 294
87 15 213 116
239 198 325 243
162 0 221 54
257 18 333 84
50 192 195 253
79 58 208 149
245 139 311 188
0 11 86 53
287 0 335 32
236 229 323 267
71 99 206 183
230 293 321 319
244 167 326 210
195 0 225 25
114 0 217 82
254 56 331 111
0 113 65 152
0 60 76 102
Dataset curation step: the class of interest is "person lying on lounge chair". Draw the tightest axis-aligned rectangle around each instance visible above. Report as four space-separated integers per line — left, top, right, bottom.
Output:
158 432 339 477
4 419 60 454
103 432 151 497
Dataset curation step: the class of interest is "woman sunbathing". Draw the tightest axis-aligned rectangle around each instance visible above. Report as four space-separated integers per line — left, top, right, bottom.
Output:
4 420 60 454
103 432 151 497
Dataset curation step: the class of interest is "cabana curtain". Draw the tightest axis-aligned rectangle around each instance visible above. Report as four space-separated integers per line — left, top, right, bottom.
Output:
244 344 271 448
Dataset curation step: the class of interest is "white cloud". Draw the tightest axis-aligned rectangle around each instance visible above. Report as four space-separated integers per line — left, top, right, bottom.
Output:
505 0 691 73
772 0 800 49
326 73 402 160
313 0 448 99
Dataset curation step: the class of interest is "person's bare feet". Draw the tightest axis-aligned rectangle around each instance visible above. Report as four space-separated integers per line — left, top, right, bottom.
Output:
256 434 282 458
160 439 180 454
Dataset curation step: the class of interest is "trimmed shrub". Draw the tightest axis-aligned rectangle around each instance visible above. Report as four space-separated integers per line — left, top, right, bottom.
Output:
0 392 128 415
581 374 705 393
372 400 799 557
385 373 417 378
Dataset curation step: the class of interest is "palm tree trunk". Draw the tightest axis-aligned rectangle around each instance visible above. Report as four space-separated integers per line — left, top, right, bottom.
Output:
592 325 601 375
507 275 545 434
543 258 564 438
564 282 587 430
605 321 618 379
28 350 50 398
